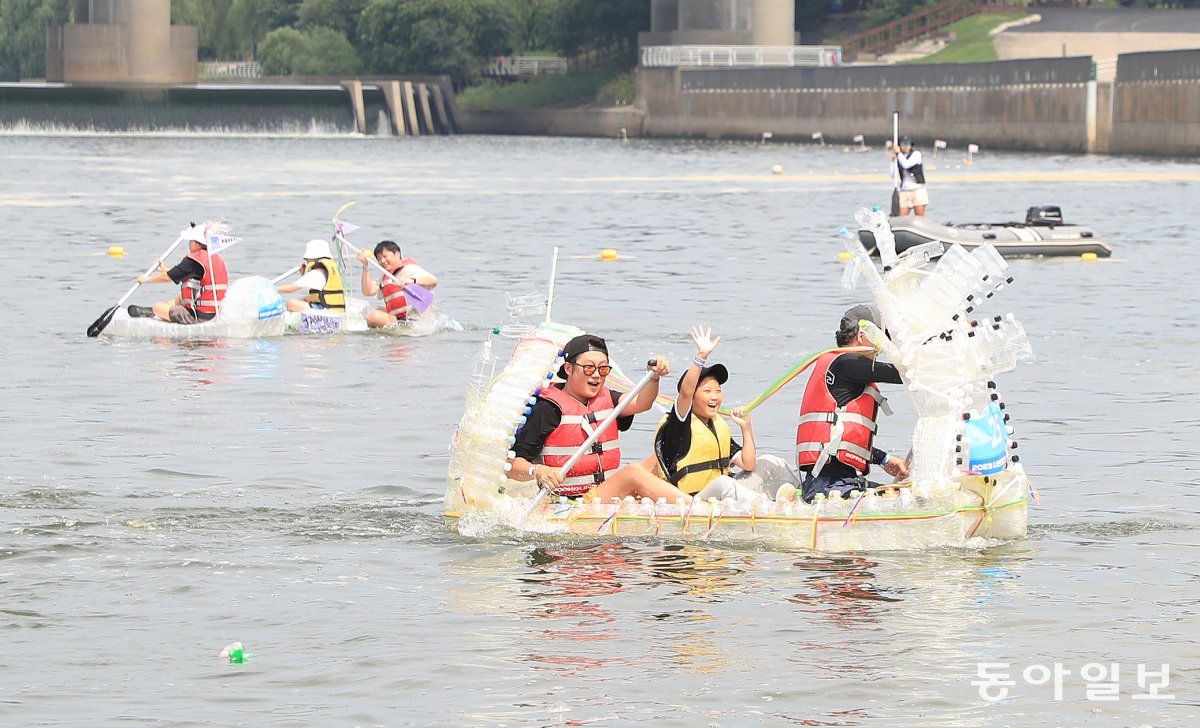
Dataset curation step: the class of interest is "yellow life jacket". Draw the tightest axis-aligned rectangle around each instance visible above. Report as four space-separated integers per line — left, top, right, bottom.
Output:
303 257 345 310
655 411 732 495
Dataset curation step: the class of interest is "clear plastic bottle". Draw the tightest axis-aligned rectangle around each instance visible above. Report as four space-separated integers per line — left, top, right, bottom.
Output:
464 328 499 413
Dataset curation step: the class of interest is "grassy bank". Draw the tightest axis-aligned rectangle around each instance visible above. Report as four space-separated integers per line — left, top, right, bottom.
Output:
908 12 1025 64
457 59 634 111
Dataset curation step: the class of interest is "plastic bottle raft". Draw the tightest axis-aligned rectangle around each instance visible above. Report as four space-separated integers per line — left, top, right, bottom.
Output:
444 210 1035 551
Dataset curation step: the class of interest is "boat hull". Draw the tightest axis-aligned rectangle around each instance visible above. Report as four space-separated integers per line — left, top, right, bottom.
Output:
446 469 1030 552
860 216 1112 258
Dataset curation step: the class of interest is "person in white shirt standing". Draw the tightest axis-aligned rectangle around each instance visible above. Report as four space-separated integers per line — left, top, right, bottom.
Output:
891 136 929 217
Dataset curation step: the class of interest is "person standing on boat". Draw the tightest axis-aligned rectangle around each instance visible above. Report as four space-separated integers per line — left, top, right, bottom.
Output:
509 334 690 503
128 224 228 324
357 241 438 328
650 326 797 504
892 136 928 216
795 305 910 502
276 239 346 313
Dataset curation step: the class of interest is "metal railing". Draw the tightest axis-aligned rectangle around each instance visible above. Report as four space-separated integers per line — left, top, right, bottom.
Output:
482 56 569 78
199 61 262 79
640 45 843 68
840 0 1028 59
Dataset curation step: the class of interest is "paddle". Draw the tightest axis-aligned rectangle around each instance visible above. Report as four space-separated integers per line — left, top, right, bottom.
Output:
86 233 186 337
271 265 302 285
890 111 901 216
518 361 659 524
334 232 435 314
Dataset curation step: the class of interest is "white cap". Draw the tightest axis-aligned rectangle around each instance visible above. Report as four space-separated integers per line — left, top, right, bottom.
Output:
183 224 208 245
303 239 332 259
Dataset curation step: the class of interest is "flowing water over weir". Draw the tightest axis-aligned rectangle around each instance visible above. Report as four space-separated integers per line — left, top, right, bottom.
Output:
0 131 1197 725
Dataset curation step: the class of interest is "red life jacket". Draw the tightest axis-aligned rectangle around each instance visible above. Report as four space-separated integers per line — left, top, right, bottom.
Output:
380 257 418 320
796 352 884 475
537 385 623 497
181 250 228 315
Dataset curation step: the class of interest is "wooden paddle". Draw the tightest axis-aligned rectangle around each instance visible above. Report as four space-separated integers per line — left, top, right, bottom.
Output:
86 234 186 337
518 361 658 524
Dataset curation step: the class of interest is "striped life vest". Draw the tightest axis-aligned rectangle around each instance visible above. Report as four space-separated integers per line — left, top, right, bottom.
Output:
796 353 884 475
655 411 732 495
302 258 345 310
537 385 622 497
180 250 228 316
380 257 418 320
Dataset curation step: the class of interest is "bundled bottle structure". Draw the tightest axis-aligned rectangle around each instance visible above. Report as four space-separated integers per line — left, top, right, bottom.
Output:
446 320 582 513
846 207 1033 485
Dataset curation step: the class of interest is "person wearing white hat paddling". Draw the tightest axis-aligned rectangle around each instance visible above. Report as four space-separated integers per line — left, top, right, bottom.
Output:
276 238 347 313
127 222 229 324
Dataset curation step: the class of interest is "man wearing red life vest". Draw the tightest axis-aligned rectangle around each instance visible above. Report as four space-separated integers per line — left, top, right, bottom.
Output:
795 305 909 502
509 334 691 503
356 240 438 328
129 224 228 324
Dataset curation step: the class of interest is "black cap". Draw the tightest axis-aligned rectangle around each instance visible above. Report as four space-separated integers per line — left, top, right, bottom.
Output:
678 363 728 392
899 136 912 146
557 334 608 379
838 304 882 340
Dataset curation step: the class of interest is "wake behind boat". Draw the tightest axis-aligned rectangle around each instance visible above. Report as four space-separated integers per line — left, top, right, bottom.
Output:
859 206 1112 258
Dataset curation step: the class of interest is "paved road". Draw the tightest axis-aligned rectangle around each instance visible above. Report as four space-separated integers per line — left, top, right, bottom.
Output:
1010 7 1200 32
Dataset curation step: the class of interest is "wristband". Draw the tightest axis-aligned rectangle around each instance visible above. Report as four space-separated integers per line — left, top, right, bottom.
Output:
693 355 707 367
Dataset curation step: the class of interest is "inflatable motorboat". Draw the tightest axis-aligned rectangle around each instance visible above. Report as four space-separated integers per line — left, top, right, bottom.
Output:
859 206 1112 258
444 214 1036 552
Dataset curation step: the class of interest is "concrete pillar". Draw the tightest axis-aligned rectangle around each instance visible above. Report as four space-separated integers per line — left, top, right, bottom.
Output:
341 80 366 134
651 0 679 32
417 82 435 135
124 0 171 82
430 84 454 134
380 81 407 135
75 0 90 23
751 0 794 45
402 81 420 136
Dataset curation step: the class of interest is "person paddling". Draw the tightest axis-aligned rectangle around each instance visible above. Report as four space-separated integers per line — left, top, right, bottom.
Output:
356 240 437 328
276 238 346 313
127 223 228 324
795 305 910 502
509 334 689 503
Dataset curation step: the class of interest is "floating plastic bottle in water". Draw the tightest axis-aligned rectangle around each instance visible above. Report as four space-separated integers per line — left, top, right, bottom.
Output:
220 641 252 664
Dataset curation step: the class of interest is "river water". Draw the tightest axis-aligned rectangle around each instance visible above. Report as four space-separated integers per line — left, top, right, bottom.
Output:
1 130 1197 726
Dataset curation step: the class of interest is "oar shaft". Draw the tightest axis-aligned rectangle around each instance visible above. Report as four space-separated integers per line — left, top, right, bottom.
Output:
557 364 657 477
115 235 186 306
271 266 301 285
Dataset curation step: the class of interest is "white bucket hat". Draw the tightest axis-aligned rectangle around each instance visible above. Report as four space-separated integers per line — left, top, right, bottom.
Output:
303 238 332 259
183 223 208 245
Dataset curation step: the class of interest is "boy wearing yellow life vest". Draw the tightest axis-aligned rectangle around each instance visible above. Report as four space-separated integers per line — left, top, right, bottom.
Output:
651 326 795 504
356 240 438 328
508 334 690 503
276 239 346 313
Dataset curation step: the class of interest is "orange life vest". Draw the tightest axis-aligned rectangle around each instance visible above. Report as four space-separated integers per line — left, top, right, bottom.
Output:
796 352 884 475
537 385 623 497
380 257 418 320
181 250 228 316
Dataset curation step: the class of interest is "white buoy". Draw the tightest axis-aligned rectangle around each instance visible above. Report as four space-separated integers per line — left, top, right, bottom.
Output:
771 164 783 175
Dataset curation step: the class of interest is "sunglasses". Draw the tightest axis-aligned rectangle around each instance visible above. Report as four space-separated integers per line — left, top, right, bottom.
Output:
570 362 612 377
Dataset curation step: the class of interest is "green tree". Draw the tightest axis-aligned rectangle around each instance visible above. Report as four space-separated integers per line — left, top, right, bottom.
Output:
299 0 368 45
258 25 361 75
173 0 304 59
0 0 72 81
552 0 646 56
509 0 559 53
358 0 520 88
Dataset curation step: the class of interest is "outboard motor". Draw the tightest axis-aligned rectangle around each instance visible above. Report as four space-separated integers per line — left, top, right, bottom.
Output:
1025 205 1063 227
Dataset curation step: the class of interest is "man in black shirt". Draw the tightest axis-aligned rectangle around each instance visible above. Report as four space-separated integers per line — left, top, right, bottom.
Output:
796 305 909 501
